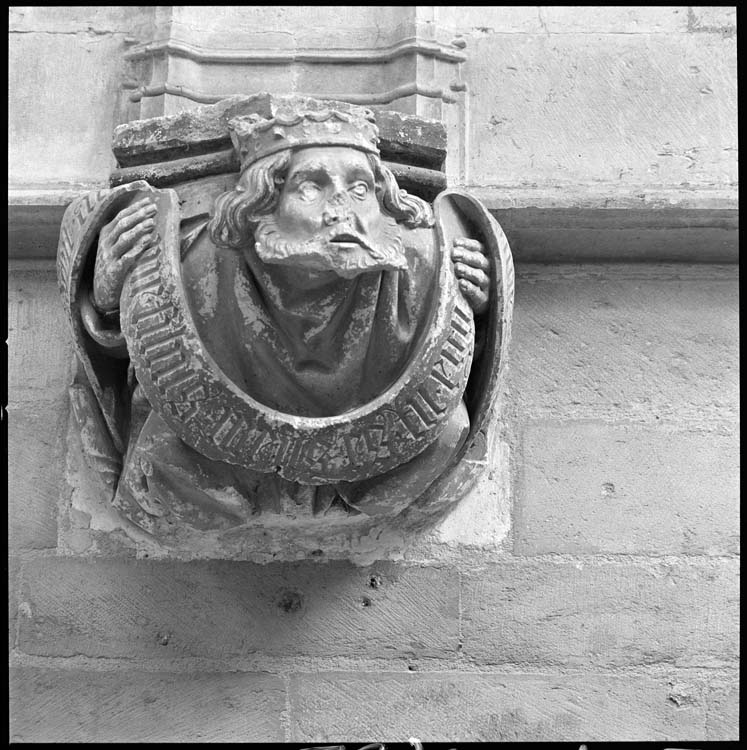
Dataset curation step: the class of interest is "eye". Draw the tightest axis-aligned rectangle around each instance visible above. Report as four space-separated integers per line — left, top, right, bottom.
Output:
297 181 322 201
349 182 369 200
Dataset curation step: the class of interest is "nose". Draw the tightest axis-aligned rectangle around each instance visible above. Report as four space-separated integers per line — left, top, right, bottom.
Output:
322 190 351 226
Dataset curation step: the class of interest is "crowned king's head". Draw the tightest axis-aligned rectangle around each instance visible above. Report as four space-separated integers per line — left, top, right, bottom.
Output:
228 106 380 172
209 102 434 258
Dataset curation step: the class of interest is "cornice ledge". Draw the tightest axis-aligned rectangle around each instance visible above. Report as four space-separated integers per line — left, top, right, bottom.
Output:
124 36 467 64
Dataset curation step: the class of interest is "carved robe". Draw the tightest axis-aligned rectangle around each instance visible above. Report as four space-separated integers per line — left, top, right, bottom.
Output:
182 222 437 418
63 182 512 537
86 221 453 534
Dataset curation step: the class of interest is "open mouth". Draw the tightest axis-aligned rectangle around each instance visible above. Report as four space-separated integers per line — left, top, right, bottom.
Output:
329 232 369 249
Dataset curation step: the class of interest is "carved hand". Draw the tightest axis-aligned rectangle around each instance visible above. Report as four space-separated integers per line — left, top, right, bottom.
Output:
93 197 158 312
452 238 490 315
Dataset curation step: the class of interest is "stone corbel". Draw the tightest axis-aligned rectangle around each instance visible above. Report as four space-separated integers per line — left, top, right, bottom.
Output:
58 91 512 559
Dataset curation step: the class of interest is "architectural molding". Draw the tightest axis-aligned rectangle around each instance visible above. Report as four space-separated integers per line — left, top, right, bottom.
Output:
10 188 738 264
125 81 460 106
124 36 467 65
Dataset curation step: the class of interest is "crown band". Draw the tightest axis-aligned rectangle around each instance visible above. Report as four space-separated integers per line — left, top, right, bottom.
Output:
229 107 380 172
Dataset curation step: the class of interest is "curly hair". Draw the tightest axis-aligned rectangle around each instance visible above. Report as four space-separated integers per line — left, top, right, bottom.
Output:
208 149 434 250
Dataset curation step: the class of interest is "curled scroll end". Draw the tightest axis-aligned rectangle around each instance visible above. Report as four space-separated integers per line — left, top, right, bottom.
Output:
79 292 128 356
69 382 123 500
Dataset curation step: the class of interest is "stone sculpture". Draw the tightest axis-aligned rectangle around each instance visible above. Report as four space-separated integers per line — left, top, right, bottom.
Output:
57 95 513 547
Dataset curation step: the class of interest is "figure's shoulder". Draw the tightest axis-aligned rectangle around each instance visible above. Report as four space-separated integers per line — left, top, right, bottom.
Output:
402 224 438 265
179 220 248 315
180 220 243 276
181 220 215 265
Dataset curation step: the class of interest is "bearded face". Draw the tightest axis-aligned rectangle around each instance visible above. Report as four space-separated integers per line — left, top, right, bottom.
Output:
253 146 407 280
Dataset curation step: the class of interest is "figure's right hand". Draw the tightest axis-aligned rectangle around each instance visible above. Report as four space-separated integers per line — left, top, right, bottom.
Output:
93 196 158 312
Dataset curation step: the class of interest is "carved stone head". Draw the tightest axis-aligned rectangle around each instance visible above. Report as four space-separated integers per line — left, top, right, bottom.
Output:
55 93 514 558
207 106 434 278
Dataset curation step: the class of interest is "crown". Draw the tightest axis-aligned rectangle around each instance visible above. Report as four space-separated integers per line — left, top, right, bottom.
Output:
228 106 380 172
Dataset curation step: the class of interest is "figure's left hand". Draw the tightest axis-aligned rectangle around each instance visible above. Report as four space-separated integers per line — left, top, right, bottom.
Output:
452 238 490 315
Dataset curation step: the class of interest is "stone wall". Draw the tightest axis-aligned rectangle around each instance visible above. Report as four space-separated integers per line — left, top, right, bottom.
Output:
8 5 739 743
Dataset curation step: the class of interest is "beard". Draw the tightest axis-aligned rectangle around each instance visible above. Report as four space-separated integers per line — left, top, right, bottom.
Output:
253 211 406 280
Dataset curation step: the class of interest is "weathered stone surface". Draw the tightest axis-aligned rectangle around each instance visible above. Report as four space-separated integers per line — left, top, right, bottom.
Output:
8 268 73 405
8 405 66 552
461 560 739 668
492 207 739 262
111 95 273 166
375 110 447 170
11 7 737 218
706 678 740 740
12 201 739 263
542 6 690 32
435 6 689 34
112 94 446 170
120 3 462 123
165 5 418 53
9 203 77 260
509 265 739 422
110 149 238 187
9 30 127 186
8 5 154 34
18 559 460 660
689 7 736 33
109 151 447 199
116 187 474 486
9 668 285 742
289 671 707 741
8 558 21 651
426 428 511 549
377 161 447 201
462 31 736 204
516 421 740 555
62 97 507 538
7 8 742 747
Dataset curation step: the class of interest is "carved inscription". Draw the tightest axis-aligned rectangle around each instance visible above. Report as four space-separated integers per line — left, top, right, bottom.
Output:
122 233 475 484
57 188 111 309
57 95 516 532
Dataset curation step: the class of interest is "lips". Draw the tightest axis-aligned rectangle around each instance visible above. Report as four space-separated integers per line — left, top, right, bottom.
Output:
329 231 370 250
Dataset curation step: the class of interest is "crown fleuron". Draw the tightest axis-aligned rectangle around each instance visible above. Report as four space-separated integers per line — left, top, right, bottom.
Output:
228 107 380 172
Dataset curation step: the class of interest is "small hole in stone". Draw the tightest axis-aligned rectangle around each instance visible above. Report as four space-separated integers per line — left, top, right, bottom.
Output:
278 590 303 613
408 664 418 671
368 575 382 589
601 482 616 498
311 549 324 557
275 465 282 473
361 596 372 608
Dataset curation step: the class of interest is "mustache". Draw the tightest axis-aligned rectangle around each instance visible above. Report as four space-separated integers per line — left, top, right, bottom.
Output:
325 224 392 261
253 212 406 277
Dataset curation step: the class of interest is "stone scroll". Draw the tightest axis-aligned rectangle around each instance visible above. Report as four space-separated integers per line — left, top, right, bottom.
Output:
120 189 475 485
57 94 513 550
